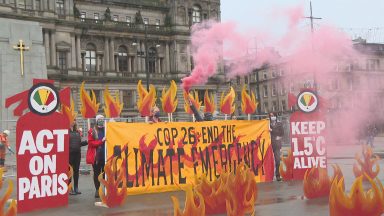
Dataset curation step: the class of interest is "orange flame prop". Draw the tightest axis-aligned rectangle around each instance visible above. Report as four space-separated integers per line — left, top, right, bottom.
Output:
203 90 215 113
160 80 178 113
241 85 258 114
67 165 73 192
225 163 257 216
61 98 77 126
0 168 17 216
220 87 236 115
103 86 124 118
183 90 201 114
303 165 343 199
98 157 127 208
329 175 384 216
279 150 294 181
80 82 100 118
353 145 380 180
171 186 205 216
137 80 157 117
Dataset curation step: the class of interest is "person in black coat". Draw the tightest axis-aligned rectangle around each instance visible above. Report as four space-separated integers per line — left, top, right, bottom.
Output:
188 97 213 122
269 112 284 181
69 122 87 195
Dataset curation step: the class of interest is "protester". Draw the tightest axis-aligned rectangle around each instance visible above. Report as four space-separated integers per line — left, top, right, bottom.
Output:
0 130 13 170
149 106 161 123
69 122 87 195
189 98 213 122
366 123 378 147
86 115 106 198
269 112 284 181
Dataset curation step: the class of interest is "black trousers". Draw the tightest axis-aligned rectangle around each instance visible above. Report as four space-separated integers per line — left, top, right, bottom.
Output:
272 141 281 178
92 161 105 190
69 151 81 190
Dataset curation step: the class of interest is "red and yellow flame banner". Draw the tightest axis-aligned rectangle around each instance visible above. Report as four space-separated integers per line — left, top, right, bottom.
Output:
106 120 273 194
103 86 124 118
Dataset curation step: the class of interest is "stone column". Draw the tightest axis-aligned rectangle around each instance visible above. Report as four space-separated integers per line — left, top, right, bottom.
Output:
96 55 100 72
109 38 115 71
49 0 54 12
44 30 50 66
133 57 137 73
187 44 191 71
157 58 161 73
128 56 132 73
137 40 141 72
104 38 110 71
67 51 71 70
32 0 36 10
116 56 119 72
76 35 81 69
141 42 145 72
71 35 76 68
50 30 56 66
64 0 68 16
165 42 170 73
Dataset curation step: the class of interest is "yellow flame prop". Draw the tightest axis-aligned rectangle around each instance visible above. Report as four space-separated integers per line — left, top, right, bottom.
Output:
80 81 100 118
220 87 236 115
67 165 73 192
329 175 384 216
171 186 205 216
183 90 202 115
0 168 17 216
137 80 157 117
98 157 128 208
203 90 215 113
160 80 178 113
241 85 258 114
353 145 380 180
61 98 77 126
279 150 294 181
103 86 124 118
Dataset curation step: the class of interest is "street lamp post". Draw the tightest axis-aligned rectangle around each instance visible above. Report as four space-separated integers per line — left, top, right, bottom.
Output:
144 24 150 91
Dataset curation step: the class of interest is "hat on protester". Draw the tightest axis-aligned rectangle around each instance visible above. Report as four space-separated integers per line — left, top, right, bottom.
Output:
95 114 104 121
3 130 10 136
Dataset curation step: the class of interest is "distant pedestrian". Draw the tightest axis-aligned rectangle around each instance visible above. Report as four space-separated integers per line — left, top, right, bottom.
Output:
86 115 106 198
366 123 377 147
69 122 87 195
269 113 284 181
0 130 13 170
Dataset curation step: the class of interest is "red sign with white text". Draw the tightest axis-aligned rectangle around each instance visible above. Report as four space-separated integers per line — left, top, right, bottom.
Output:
5 80 71 213
290 90 327 180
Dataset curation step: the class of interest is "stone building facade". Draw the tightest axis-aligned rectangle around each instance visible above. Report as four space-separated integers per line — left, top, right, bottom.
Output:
0 0 225 119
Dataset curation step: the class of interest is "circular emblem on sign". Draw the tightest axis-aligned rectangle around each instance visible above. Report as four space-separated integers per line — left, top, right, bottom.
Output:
28 83 59 115
297 90 318 113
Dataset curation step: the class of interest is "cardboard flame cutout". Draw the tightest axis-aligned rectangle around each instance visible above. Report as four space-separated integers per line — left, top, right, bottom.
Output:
171 186 205 216
220 87 236 115
303 165 343 199
203 90 215 113
67 165 73 192
80 82 100 118
137 80 157 117
0 168 17 216
98 157 127 208
160 80 178 113
61 98 77 126
183 90 202 115
241 85 258 114
103 86 123 118
353 145 380 180
329 175 384 216
279 150 294 181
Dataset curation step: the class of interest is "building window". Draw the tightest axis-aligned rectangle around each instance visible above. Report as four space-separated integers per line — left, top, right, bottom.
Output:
289 83 294 93
281 100 286 111
192 5 201 24
85 44 96 72
263 85 268 97
118 46 128 72
113 15 118 22
244 76 248 84
126 16 131 25
94 13 99 23
272 101 277 112
58 51 67 70
35 0 41 10
263 102 269 113
331 79 339 90
272 84 277 96
56 0 64 15
148 47 157 73
280 83 286 95
80 12 86 22
155 19 160 29
123 90 135 108
143 18 149 25
366 59 380 70
263 72 267 80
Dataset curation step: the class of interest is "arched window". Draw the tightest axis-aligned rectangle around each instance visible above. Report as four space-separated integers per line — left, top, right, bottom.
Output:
118 46 128 72
192 5 201 24
85 43 96 72
148 47 157 74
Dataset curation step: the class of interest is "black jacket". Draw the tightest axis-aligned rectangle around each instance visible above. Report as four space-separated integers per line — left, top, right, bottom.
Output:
69 130 87 153
190 104 203 122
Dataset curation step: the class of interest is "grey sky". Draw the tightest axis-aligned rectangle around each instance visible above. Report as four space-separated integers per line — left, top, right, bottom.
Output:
221 0 384 42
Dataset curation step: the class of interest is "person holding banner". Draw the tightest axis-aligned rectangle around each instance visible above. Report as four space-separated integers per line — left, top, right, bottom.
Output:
269 113 284 181
0 130 13 170
189 98 213 121
149 106 162 123
86 115 106 198
69 122 87 195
